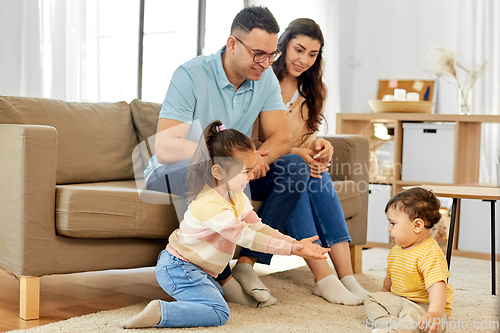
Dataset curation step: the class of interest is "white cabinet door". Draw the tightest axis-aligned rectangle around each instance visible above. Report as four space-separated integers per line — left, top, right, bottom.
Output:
458 199 500 253
367 184 392 243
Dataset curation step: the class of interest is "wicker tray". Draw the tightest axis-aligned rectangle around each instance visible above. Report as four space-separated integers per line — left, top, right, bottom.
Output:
368 100 434 113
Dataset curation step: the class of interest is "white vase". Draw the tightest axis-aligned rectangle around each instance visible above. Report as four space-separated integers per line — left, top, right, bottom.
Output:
459 88 472 115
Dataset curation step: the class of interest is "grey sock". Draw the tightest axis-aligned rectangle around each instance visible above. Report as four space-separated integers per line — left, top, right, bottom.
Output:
222 277 277 308
119 300 161 329
232 263 271 302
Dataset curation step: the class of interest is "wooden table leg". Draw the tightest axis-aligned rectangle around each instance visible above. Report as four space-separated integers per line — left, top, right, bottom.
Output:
350 245 362 274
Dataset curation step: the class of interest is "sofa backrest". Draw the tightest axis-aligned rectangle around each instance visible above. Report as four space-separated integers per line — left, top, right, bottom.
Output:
129 99 161 187
129 99 162 144
0 95 139 184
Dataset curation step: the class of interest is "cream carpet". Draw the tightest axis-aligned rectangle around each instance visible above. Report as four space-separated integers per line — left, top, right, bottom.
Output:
8 248 499 333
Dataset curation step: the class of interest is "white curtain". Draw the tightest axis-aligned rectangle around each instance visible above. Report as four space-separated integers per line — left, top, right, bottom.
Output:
459 0 500 184
0 0 99 102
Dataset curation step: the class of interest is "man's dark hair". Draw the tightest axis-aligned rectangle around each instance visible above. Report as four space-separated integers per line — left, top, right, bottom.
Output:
230 6 279 35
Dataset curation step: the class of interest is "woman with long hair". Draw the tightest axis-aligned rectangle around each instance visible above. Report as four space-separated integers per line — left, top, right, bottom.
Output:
234 18 370 306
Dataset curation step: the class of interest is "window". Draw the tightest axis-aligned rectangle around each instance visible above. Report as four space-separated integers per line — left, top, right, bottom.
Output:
141 0 199 103
97 0 243 103
203 0 244 55
99 0 139 102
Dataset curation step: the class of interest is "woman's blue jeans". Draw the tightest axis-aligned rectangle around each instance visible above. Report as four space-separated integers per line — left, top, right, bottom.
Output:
154 250 230 327
238 154 310 264
240 156 351 265
284 171 351 247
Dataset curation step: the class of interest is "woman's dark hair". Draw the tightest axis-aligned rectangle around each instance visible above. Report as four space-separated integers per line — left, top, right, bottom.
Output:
231 6 279 35
272 18 326 143
186 120 255 201
385 187 442 228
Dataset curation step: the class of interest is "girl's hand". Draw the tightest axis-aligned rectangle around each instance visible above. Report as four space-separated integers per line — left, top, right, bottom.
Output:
291 148 330 178
309 138 334 163
291 236 330 260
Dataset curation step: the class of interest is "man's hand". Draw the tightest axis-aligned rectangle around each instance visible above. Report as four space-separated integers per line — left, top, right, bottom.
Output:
291 236 330 260
252 150 270 180
292 147 330 178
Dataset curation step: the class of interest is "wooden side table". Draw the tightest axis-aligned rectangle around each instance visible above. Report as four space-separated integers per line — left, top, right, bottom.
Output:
403 185 500 295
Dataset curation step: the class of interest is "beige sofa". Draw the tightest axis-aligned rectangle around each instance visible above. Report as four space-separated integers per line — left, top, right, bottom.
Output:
0 95 369 320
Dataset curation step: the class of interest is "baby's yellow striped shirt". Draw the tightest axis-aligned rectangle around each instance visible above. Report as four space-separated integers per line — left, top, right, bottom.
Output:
387 237 453 316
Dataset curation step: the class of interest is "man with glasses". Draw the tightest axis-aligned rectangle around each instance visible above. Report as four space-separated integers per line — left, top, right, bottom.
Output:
144 6 310 309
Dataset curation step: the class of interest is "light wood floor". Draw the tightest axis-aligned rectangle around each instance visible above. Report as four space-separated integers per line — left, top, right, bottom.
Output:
0 256 306 332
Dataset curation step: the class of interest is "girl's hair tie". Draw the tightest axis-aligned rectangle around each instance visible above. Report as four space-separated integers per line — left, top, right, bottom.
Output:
217 124 226 132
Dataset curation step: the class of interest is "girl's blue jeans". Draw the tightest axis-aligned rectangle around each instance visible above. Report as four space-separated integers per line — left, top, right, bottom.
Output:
154 250 230 327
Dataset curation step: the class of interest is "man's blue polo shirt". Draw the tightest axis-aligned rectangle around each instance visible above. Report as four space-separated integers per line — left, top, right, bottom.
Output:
144 46 285 183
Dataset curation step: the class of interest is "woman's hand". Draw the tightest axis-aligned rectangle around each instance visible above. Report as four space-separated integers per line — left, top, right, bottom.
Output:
309 138 334 163
291 147 330 178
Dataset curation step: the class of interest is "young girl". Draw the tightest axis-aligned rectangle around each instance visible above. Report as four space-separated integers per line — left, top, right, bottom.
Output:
120 120 330 329
237 18 371 306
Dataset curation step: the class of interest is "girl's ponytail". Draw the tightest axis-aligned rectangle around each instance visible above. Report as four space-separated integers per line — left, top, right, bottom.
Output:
186 120 255 202
203 120 223 150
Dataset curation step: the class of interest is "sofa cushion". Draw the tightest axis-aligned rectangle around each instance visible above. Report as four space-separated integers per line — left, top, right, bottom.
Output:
55 179 360 239
130 99 161 144
56 181 179 238
129 99 162 183
0 96 138 184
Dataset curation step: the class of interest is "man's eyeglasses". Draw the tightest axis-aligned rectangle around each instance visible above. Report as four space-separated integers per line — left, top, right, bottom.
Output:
233 36 282 64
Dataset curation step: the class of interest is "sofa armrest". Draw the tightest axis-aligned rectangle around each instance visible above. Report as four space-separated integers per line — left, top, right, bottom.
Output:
323 135 369 185
322 135 369 246
0 124 58 276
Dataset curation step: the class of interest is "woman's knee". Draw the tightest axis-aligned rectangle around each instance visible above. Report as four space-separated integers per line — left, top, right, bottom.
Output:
307 172 334 192
275 154 310 182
